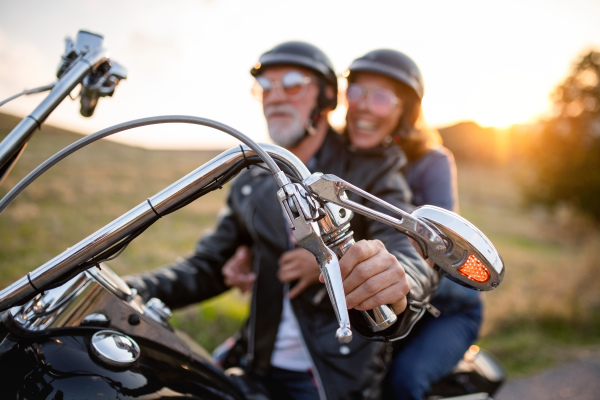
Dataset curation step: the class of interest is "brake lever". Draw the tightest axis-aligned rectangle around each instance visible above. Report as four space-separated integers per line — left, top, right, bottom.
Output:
277 180 353 344
304 173 447 257
304 173 504 292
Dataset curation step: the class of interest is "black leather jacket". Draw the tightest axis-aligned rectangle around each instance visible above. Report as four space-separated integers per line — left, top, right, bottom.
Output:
127 129 440 400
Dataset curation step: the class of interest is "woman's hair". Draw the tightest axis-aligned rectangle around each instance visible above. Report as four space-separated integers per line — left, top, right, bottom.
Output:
397 111 443 161
392 79 441 159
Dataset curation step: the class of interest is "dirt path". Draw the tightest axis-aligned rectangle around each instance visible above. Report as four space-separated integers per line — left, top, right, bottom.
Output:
494 349 600 400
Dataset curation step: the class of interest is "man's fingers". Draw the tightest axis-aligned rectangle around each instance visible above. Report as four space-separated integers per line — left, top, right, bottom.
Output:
278 248 320 285
344 264 407 309
331 239 410 313
338 240 383 280
222 245 254 291
278 260 300 282
341 241 395 295
351 281 409 313
288 279 310 299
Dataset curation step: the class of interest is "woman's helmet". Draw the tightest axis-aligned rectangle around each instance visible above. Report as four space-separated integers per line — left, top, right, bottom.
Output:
345 49 424 140
250 41 338 109
345 49 424 102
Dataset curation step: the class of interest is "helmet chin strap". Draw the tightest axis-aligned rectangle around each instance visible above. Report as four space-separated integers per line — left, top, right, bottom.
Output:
305 106 321 137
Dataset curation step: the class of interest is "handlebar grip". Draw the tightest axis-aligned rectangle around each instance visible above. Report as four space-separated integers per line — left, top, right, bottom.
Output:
79 84 99 117
327 235 398 332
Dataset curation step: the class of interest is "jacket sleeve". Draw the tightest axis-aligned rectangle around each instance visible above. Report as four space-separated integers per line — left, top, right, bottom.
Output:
345 152 441 341
406 147 459 213
124 187 247 310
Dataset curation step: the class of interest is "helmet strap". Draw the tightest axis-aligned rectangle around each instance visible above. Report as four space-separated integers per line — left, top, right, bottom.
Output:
290 79 332 146
306 107 321 136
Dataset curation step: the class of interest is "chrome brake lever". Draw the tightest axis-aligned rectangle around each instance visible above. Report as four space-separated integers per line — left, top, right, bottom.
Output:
277 180 352 344
304 173 505 292
304 173 447 257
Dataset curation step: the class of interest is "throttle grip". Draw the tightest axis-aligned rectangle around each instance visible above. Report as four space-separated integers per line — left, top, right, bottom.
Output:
318 203 398 332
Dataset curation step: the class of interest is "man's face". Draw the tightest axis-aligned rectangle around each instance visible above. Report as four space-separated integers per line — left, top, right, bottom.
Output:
255 66 319 148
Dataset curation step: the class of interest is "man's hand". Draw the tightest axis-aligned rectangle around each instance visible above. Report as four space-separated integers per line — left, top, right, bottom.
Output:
278 248 321 299
321 239 409 315
222 245 256 293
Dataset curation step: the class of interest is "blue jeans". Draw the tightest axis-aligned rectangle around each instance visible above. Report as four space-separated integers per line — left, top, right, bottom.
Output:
383 302 482 400
261 366 320 400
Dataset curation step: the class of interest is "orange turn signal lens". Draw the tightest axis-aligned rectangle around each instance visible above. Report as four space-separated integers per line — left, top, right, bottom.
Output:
457 254 490 283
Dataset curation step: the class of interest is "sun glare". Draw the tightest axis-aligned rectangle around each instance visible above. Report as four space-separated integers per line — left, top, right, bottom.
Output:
461 83 551 128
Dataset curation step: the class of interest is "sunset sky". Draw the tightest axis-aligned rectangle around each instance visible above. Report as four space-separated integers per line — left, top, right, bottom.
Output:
1 0 600 149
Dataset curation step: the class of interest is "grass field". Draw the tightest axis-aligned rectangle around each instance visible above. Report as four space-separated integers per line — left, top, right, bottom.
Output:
1 113 599 377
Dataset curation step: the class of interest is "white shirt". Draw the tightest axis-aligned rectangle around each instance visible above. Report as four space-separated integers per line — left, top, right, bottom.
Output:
270 292 313 371
270 215 313 372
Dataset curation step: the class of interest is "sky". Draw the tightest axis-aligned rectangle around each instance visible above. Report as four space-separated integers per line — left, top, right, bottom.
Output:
1 0 600 150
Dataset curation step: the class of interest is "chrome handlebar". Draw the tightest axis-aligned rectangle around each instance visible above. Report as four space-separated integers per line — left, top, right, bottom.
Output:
0 142 359 345
0 144 301 309
0 139 505 344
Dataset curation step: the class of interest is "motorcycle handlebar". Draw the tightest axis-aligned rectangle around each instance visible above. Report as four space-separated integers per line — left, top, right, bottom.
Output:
0 114 505 344
0 30 126 186
0 117 312 312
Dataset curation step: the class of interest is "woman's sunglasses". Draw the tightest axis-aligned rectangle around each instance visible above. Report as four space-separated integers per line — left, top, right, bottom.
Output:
346 83 401 117
252 71 313 101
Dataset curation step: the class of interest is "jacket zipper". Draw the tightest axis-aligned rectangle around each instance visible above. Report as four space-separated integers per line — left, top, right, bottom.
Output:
288 284 328 400
246 202 258 367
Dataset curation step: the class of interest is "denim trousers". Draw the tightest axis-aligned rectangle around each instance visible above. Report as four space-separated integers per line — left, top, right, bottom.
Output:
261 366 320 400
383 302 483 400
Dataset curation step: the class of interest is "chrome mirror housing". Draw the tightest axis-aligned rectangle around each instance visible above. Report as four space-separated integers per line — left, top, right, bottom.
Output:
411 205 504 291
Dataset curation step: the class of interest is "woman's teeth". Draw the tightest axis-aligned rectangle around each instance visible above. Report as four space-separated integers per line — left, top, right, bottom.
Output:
357 120 377 131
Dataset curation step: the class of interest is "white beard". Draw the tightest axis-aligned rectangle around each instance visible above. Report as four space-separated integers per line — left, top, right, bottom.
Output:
264 104 306 148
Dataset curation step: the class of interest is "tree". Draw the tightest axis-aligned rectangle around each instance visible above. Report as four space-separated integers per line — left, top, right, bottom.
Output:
523 50 600 222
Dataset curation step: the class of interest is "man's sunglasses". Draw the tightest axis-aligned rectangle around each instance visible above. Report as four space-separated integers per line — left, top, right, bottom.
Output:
346 83 401 117
252 71 313 101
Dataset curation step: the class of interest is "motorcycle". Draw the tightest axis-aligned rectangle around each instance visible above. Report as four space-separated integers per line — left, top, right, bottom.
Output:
0 31 506 400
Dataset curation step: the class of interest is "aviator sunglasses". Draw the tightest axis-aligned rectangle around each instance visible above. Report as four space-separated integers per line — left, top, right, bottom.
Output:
346 83 401 117
252 71 313 101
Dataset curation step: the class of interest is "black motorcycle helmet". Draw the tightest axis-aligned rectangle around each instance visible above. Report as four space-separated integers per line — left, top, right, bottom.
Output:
250 41 338 110
345 49 424 139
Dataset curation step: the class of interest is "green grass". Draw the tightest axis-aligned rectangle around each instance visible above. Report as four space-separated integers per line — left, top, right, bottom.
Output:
1 112 600 377
457 162 600 376
477 317 600 376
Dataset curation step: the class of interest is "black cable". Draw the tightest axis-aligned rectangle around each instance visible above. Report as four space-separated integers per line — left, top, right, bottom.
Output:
240 144 250 170
0 115 286 214
146 198 161 218
0 83 55 107
26 273 44 295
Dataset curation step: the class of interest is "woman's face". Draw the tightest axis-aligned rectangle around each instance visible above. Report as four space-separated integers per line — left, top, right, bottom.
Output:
345 73 404 149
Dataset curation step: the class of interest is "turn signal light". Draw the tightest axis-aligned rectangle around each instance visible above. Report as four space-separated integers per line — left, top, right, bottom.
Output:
458 254 490 283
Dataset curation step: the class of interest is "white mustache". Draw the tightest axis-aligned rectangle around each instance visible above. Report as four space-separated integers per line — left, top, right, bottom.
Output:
264 104 299 119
